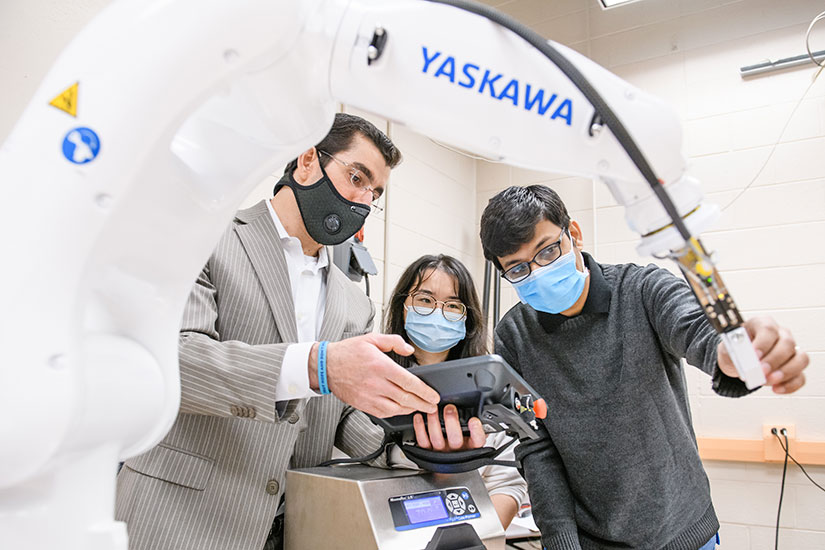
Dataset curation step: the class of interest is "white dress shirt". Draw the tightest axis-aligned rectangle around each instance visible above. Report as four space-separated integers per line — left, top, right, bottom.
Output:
266 199 327 402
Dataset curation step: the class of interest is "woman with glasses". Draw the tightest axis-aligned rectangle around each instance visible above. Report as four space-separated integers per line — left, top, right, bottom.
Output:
384 254 527 529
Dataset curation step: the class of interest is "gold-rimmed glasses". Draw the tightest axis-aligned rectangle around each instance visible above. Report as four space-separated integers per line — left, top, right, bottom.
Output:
318 150 383 212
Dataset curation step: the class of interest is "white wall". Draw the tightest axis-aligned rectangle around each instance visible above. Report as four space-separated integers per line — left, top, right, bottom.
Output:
477 0 825 546
383 124 480 316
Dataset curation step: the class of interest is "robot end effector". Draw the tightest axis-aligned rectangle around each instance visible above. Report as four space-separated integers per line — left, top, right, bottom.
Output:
607 172 765 389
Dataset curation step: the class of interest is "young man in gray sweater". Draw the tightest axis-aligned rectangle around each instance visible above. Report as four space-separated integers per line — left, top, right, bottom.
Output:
479 185 808 550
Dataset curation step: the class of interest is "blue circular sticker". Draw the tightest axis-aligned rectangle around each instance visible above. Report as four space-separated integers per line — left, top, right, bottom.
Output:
62 127 101 164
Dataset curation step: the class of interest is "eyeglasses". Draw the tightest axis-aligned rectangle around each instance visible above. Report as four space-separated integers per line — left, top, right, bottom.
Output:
318 150 383 212
406 292 467 322
501 228 568 283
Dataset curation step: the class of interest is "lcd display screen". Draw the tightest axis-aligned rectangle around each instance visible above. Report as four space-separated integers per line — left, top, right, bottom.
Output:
402 495 449 524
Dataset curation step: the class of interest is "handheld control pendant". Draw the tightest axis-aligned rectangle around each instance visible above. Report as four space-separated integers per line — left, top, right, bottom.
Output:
370 355 547 473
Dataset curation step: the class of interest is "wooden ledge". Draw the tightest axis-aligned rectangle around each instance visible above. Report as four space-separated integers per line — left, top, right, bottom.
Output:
697 428 825 465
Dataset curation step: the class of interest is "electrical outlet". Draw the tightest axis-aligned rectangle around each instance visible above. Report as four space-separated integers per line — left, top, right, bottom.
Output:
762 424 796 462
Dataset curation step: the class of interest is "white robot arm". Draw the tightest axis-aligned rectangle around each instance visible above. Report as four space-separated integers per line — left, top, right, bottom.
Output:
0 0 762 548
328 0 763 394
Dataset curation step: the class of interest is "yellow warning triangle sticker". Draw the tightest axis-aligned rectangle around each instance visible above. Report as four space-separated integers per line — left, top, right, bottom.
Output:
49 82 78 117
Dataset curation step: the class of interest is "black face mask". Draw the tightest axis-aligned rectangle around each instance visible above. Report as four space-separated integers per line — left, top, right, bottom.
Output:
274 160 371 246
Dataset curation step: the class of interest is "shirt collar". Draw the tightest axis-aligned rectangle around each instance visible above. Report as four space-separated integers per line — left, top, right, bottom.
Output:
265 198 329 270
536 252 610 333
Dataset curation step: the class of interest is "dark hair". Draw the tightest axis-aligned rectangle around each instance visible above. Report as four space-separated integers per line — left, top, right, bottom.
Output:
384 255 488 368
281 113 402 178
479 185 570 270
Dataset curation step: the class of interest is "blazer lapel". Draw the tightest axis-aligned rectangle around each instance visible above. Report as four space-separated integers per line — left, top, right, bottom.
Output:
318 260 347 342
234 200 299 343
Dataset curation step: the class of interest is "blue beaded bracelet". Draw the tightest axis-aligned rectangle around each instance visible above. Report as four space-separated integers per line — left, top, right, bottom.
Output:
317 341 331 395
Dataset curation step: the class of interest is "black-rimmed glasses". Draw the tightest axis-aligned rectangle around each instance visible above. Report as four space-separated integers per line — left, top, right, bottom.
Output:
318 150 383 212
501 228 569 283
406 292 467 322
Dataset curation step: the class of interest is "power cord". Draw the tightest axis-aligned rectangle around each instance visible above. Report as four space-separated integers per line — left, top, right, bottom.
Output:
772 428 825 492
805 9 825 67
318 435 391 467
770 427 825 550
771 428 789 550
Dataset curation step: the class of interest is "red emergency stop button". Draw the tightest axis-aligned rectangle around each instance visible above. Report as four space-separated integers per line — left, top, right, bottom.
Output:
533 398 547 419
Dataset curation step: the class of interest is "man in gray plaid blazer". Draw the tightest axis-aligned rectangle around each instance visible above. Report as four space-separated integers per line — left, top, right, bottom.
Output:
115 114 449 550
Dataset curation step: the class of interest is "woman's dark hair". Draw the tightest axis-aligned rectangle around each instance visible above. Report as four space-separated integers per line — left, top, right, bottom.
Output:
384 255 488 368
280 112 402 179
480 185 570 271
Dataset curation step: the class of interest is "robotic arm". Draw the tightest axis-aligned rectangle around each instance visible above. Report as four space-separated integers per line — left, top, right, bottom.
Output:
0 0 762 548
327 0 763 388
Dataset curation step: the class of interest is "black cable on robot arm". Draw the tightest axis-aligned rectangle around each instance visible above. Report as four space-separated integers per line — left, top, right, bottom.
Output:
421 0 693 242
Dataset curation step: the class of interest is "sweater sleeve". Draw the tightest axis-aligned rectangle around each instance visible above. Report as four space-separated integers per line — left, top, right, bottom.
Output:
496 330 582 550
639 264 754 397
515 424 583 550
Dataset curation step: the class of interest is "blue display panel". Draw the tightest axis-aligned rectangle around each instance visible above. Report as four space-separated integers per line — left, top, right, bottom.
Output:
403 495 449 524
389 487 480 531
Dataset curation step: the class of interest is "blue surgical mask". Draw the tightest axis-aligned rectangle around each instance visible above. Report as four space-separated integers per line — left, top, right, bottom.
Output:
512 249 588 314
404 306 466 353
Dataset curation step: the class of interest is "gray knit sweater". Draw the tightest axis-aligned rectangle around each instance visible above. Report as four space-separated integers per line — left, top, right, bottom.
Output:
495 255 751 550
